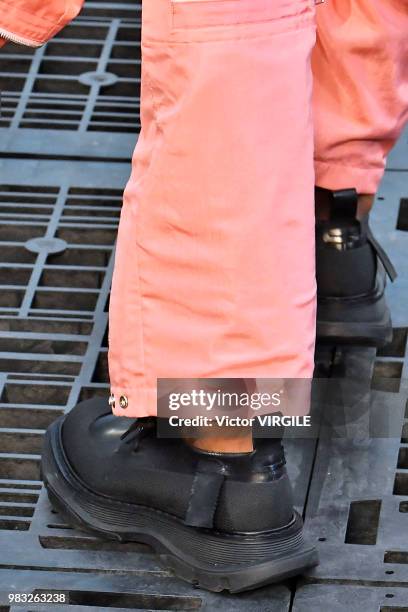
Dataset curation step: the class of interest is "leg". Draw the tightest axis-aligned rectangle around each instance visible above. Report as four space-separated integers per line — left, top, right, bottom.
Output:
312 0 408 346
42 0 320 591
313 0 408 195
107 0 318 417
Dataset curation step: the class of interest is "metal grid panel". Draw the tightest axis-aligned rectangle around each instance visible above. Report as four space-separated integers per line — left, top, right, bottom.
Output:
0 163 128 538
3 522 292 610
0 2 140 158
295 175 408 604
293 584 408 612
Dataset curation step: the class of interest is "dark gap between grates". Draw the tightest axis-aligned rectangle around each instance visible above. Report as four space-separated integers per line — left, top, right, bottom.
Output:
344 500 382 545
0 195 55 204
104 292 110 313
61 210 120 222
27 312 95 320
77 390 110 407
0 269 31 285
371 362 403 393
0 502 36 517
53 23 111 40
39 269 105 290
0 226 47 242
0 338 87 355
0 291 23 309
397 448 408 469
45 42 102 58
393 473 408 496
32 290 99 312
0 186 59 194
0 431 44 454
0 383 71 405
46 523 74 530
80 3 142 21
39 59 99 77
11 375 74 382
55 227 117 245
377 328 408 358
0 408 63 429
0 518 30 530
0 246 36 264
0 457 41 481
0 490 38 503
399 501 408 513
39 534 151 553
0 360 81 376
0 481 42 489
0 319 94 334
46 589 202 610
384 551 408 564
92 351 109 384
0 153 131 163
397 199 408 231
68 187 123 197
101 324 109 348
46 248 112 267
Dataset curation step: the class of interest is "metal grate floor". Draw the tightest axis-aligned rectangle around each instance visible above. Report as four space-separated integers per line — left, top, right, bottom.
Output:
0 2 140 159
1 2 408 610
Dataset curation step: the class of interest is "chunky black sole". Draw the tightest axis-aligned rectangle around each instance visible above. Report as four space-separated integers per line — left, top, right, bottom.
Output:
316 311 393 348
41 418 319 593
317 263 393 348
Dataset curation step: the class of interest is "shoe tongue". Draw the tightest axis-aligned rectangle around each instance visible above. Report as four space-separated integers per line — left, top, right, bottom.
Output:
120 417 157 449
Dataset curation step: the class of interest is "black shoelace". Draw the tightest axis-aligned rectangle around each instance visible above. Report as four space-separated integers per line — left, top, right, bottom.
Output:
120 416 157 450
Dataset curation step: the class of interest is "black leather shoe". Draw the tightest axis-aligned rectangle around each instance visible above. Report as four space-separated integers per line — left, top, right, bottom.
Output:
41 396 318 593
315 187 397 347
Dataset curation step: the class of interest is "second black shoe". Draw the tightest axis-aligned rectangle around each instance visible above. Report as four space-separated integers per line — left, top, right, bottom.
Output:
315 187 397 347
41 396 318 593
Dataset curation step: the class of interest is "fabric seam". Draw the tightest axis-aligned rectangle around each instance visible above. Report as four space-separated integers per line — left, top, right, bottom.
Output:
171 3 313 31
144 13 315 44
132 67 165 392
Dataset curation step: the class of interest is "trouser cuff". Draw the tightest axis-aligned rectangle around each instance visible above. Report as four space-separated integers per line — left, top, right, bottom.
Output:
314 159 385 195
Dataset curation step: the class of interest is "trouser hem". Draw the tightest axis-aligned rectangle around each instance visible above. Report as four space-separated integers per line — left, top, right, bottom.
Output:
314 159 385 195
110 386 157 418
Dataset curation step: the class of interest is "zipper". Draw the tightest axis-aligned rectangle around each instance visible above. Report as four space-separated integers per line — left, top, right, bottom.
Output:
0 27 42 47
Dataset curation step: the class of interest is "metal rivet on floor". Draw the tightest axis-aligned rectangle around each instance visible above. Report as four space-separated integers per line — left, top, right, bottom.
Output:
119 395 128 409
108 394 115 409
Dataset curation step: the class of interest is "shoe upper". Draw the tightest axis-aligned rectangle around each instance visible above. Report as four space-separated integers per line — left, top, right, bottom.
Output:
59 396 295 533
315 188 396 334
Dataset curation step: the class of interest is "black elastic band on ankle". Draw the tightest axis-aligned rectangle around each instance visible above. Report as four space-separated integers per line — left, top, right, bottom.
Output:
184 463 225 529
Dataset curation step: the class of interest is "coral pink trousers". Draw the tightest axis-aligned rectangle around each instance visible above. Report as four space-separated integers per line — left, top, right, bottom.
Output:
105 0 408 416
2 1 406 417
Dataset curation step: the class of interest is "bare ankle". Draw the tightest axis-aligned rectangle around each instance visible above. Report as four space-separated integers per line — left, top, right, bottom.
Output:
186 425 254 453
357 194 375 219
